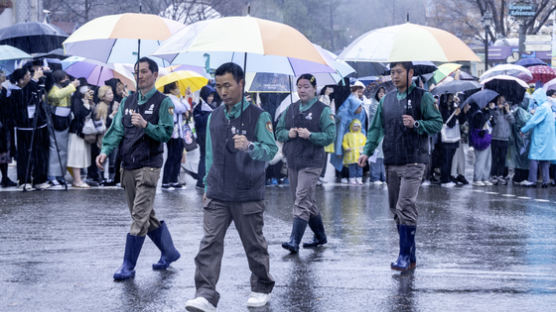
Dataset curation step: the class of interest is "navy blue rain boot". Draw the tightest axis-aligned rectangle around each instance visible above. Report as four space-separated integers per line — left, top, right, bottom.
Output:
282 217 308 253
113 234 145 281
147 221 181 270
409 226 416 269
391 225 415 272
302 214 327 248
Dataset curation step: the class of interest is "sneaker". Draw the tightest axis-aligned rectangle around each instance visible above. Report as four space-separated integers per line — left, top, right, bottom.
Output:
85 179 100 187
246 292 271 307
421 180 431 186
373 180 383 185
34 182 51 190
47 180 64 190
349 178 357 185
341 178 348 184
185 296 216 312
318 177 326 184
1 177 17 187
482 180 493 186
456 174 469 185
520 180 536 187
270 178 278 186
356 177 363 185
162 183 175 191
281 178 289 185
19 183 35 191
441 182 456 188
171 182 184 189
497 176 507 185
489 177 499 185
472 181 485 186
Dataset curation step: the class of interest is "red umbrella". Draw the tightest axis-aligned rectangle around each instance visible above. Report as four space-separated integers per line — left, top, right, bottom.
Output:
527 65 556 84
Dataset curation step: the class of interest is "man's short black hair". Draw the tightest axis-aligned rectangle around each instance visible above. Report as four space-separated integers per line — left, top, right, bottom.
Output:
214 62 244 83
389 62 413 72
135 57 158 73
547 89 555 97
10 68 29 84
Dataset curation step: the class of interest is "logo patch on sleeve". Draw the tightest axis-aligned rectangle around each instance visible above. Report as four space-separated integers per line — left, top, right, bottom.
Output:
168 107 174 115
265 121 273 132
330 114 335 121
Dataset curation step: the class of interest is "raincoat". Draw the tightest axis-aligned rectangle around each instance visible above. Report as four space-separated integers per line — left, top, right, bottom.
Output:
330 94 367 171
520 99 556 161
507 106 531 170
342 119 366 165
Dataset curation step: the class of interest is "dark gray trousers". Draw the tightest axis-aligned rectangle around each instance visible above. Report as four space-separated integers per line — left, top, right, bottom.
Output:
386 163 426 226
194 198 275 307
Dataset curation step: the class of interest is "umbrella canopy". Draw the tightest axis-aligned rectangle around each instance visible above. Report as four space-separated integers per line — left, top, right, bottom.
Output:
154 16 326 65
61 56 135 88
462 89 499 109
0 22 67 54
155 70 208 96
480 64 532 82
514 58 547 67
544 78 556 91
63 13 185 64
526 65 556 84
481 75 528 103
432 63 461 84
385 61 437 76
0 45 32 61
347 61 388 77
431 80 481 96
338 22 480 63
314 44 355 77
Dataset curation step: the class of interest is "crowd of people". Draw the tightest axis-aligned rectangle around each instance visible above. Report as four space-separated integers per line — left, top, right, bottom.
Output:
1 61 556 192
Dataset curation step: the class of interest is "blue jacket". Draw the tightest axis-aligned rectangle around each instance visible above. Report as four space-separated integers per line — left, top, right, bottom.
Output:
521 100 556 161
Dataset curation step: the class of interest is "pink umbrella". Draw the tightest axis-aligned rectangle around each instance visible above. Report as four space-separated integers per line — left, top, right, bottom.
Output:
527 65 556 84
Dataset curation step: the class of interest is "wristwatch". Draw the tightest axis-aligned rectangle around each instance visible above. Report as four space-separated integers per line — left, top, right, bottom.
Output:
413 121 420 128
247 142 255 152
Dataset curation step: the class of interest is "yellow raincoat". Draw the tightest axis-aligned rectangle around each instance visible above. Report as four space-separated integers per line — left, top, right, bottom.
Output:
342 119 366 165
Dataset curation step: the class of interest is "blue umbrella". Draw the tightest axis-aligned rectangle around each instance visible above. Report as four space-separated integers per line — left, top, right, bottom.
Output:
462 89 499 109
514 58 547 67
0 22 67 54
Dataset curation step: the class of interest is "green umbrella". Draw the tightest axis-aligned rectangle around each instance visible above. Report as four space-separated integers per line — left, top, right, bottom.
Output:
432 63 461 84
0 44 32 61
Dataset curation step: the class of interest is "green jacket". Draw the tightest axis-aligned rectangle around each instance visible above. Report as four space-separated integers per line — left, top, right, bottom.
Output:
101 87 174 155
363 83 442 156
275 97 336 146
204 100 278 186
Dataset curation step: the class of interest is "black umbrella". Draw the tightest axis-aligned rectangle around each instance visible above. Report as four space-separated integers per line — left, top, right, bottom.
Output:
482 75 528 104
0 22 67 54
432 80 481 96
462 89 499 109
383 61 437 76
347 61 388 77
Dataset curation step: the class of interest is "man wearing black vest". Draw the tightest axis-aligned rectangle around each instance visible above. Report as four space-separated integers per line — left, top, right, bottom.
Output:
96 57 180 281
185 63 277 311
358 62 442 272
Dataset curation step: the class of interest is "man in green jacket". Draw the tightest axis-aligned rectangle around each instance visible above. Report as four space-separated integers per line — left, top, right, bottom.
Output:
186 63 277 312
96 57 180 281
358 62 442 272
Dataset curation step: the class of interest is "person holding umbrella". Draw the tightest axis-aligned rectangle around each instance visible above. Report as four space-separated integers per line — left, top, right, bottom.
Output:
96 57 181 280
519 89 556 187
276 73 336 253
186 63 277 311
358 62 442 272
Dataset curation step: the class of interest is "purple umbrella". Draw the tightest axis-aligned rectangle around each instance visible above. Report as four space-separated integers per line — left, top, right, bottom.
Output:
61 56 134 87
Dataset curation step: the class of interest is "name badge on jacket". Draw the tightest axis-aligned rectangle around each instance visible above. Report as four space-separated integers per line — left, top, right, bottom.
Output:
27 105 36 118
54 106 71 117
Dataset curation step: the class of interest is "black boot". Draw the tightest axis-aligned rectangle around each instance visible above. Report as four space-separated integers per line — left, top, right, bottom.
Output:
1 177 17 187
302 214 327 248
391 225 415 271
147 221 181 270
282 217 308 254
113 234 145 281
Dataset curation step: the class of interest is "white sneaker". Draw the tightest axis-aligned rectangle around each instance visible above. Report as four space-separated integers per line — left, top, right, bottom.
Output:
520 180 536 187
246 292 271 307
472 181 485 186
185 297 216 312
356 177 363 184
373 180 383 185
341 178 348 184
441 182 456 188
483 180 493 186
349 178 357 185
18 183 35 191
421 180 431 186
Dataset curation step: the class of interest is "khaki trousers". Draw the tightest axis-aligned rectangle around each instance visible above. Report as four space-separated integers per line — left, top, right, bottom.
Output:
288 167 322 221
121 167 161 236
385 163 425 226
194 198 275 307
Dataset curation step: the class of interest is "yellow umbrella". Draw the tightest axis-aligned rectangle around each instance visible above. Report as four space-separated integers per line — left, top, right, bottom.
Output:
155 70 208 96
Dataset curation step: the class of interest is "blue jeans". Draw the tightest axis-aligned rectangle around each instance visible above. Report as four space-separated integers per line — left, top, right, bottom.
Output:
348 164 362 178
370 158 385 182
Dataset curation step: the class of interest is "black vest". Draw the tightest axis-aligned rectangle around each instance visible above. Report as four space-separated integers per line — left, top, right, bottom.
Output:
381 87 430 166
120 91 167 170
282 100 326 170
205 104 266 202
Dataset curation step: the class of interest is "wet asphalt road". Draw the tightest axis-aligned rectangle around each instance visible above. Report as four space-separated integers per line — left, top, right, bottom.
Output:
1 178 556 312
